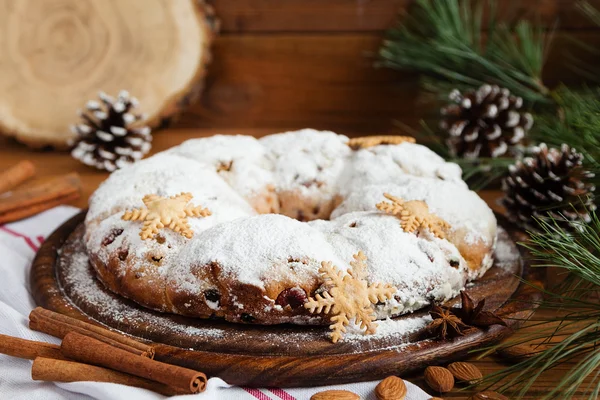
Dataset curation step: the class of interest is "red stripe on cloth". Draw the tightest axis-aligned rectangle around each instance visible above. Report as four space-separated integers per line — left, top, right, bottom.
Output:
243 388 272 400
268 388 296 400
37 235 45 245
0 226 39 252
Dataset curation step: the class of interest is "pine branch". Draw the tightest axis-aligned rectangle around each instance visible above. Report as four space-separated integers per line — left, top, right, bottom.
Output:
579 1 600 26
560 1 600 82
476 213 600 399
379 0 553 105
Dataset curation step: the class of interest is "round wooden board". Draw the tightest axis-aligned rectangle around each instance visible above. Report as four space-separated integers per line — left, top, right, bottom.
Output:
31 211 541 387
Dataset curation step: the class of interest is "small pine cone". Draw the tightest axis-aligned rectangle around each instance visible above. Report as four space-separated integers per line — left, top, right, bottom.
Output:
70 91 152 171
441 84 534 159
501 143 596 231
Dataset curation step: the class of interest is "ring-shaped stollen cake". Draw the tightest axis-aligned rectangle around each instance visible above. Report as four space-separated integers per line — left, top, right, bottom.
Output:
85 129 497 325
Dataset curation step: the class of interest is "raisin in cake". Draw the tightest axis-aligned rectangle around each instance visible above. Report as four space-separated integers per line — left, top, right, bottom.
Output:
84 129 497 324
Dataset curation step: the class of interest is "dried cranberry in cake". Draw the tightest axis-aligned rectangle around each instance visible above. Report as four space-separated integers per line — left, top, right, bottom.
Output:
204 289 220 304
301 179 324 188
117 248 129 261
276 287 308 309
297 210 306 221
287 256 308 265
148 252 163 264
101 228 123 246
241 313 255 323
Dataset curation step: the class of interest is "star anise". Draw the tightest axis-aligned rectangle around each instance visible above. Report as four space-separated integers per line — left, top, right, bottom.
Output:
427 305 471 340
453 291 507 328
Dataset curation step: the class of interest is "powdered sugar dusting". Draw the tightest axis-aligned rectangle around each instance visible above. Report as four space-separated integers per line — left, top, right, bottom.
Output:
57 227 438 351
309 212 467 316
176 214 343 289
494 226 520 270
60 235 224 342
260 129 351 197
84 129 497 324
167 135 276 197
56 221 520 352
333 177 496 246
345 315 432 341
340 142 465 188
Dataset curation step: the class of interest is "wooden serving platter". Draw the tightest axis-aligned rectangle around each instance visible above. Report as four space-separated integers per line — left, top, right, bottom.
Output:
31 211 541 387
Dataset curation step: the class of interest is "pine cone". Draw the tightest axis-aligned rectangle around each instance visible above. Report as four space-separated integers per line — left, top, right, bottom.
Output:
440 84 533 159
501 143 596 231
71 91 152 171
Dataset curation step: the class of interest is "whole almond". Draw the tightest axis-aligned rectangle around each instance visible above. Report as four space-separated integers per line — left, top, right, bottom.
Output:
469 391 509 400
424 366 454 393
310 389 360 400
375 375 407 400
447 361 483 384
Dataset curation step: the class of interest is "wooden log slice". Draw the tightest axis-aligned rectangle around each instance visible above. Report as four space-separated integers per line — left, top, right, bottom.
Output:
0 0 217 148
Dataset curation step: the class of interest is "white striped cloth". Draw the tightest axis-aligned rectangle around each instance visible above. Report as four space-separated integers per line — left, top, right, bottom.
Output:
0 206 431 400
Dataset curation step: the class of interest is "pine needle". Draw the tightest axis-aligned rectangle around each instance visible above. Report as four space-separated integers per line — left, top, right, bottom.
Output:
379 0 553 105
476 213 600 399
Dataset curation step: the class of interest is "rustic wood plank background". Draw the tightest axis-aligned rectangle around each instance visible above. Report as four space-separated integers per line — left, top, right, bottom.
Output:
173 0 600 134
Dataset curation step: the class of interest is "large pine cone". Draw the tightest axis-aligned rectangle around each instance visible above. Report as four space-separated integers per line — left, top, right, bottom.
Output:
71 91 152 171
501 143 596 231
441 84 534 159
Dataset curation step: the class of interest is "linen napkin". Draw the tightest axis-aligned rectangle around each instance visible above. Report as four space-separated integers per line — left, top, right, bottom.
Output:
0 206 431 400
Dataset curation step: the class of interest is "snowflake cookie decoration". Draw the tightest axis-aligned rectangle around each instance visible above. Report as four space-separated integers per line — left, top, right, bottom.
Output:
305 251 396 343
122 192 211 240
376 193 450 239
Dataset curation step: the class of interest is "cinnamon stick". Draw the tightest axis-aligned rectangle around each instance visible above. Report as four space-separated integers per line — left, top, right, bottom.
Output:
0 160 35 194
0 333 67 361
0 173 81 224
32 357 188 397
61 332 206 394
29 307 154 358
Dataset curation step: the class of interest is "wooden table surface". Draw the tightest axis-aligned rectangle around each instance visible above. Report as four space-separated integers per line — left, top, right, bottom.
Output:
0 129 590 399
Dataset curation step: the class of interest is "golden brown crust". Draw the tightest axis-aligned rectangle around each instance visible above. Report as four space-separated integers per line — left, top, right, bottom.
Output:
347 135 416 150
445 226 491 273
277 191 343 222
248 185 280 214
88 244 329 325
